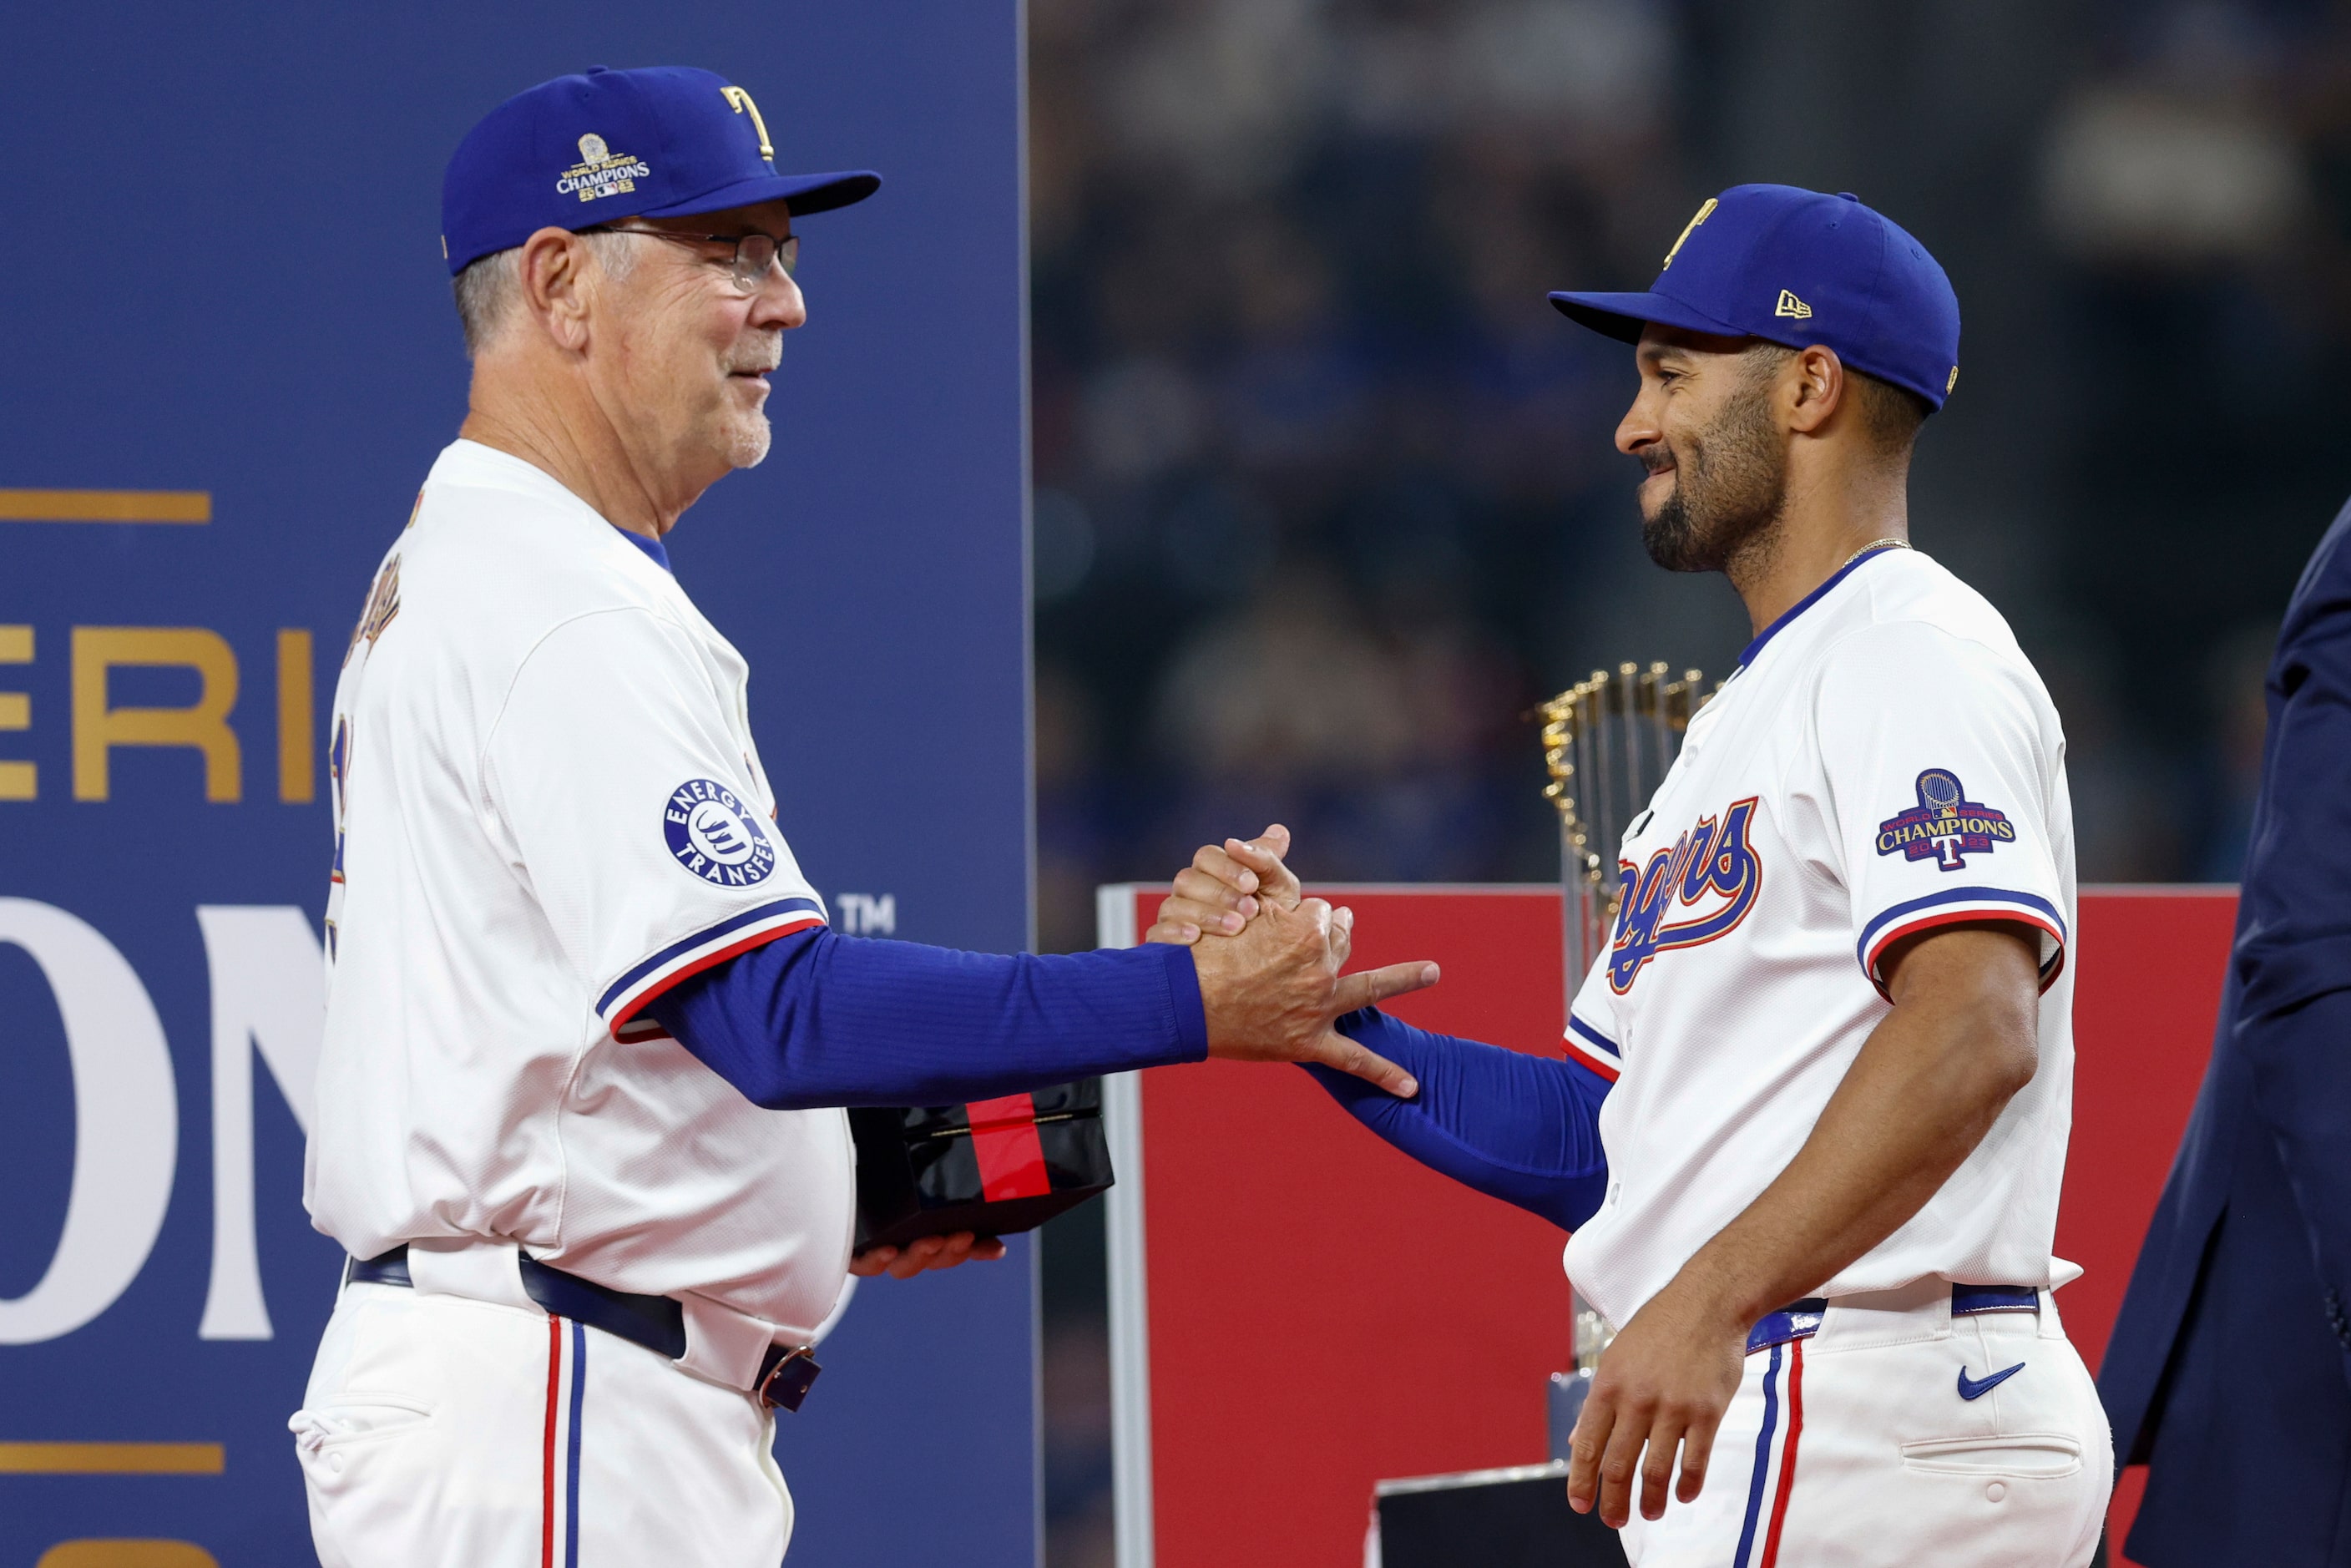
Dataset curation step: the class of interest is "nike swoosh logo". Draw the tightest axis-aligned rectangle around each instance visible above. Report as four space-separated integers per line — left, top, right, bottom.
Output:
1957 1361 2025 1401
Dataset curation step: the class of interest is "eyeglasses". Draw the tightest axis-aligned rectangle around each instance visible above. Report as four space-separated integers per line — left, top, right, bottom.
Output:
584 224 799 292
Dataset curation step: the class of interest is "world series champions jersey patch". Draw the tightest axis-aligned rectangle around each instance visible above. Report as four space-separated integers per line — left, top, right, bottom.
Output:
1876 768 2016 872
665 779 777 887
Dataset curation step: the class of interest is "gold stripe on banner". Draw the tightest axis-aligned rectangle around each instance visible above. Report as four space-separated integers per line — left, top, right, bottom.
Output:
277 628 316 803
0 1442 225 1474
0 490 211 524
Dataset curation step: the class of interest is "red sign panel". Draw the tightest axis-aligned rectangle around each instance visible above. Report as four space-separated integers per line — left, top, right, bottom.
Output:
1101 884 2232 1567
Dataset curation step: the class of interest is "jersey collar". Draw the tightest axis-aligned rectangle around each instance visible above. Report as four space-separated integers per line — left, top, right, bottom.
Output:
612 525 672 574
1734 543 1904 671
433 443 678 575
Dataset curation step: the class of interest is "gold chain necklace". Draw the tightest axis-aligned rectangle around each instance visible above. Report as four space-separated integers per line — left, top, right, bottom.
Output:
1841 537 1909 570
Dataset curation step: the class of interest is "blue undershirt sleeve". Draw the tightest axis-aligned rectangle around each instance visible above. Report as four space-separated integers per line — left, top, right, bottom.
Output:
1306 1007 1611 1232
643 928 1210 1110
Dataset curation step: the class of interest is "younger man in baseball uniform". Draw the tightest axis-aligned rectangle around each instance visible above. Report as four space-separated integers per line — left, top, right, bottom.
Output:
295 68 1433 1568
1155 186 2111 1565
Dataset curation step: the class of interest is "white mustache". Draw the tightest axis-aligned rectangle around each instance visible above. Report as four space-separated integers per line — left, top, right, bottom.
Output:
730 336 782 375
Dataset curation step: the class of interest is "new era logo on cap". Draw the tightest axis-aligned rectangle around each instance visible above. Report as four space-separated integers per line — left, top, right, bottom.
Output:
1548 184 1962 412
440 66 882 275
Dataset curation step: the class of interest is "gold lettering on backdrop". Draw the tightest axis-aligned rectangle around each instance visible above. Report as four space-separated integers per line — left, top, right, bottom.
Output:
1661 198 1717 270
35 1540 222 1567
72 628 241 802
0 625 30 800
277 628 315 803
722 86 775 159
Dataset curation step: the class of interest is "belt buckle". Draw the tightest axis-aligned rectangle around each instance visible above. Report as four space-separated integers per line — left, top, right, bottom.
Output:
757 1343 822 1412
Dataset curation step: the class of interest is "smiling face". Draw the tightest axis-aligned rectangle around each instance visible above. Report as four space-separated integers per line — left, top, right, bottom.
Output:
1615 326 1794 574
588 196 804 485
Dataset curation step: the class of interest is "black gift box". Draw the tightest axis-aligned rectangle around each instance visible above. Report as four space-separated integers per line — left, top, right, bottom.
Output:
1375 1462 1627 1566
849 1080 1115 1251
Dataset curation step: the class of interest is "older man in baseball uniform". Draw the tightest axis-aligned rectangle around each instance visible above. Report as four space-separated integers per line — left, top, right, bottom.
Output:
291 67 1433 1568
1155 186 2112 1565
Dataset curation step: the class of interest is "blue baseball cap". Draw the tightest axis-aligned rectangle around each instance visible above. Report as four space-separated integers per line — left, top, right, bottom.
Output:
1549 185 1960 410
441 66 880 274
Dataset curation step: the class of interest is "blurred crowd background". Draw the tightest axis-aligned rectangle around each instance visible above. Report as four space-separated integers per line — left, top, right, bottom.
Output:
1028 0 2351 1560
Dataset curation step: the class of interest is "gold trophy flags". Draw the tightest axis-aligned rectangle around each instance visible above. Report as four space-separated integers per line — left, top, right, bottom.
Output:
1537 661 1716 1387
1539 661 1714 1011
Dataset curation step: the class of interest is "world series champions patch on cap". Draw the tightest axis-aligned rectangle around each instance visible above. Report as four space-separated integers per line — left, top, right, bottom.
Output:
1547 184 1961 412
441 65 881 274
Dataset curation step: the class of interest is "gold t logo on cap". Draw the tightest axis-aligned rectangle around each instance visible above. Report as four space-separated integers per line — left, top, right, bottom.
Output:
1661 198 1717 270
721 86 774 160
1774 289 1813 319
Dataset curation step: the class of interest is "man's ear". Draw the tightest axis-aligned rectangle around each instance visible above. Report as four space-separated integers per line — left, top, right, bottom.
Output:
1783 344 1846 436
516 226 593 353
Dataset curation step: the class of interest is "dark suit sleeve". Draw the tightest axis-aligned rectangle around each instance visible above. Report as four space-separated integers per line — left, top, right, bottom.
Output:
2234 543 2351 1375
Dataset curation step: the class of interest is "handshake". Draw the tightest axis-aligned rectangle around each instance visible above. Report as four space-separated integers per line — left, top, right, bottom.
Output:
854 823 1438 1279
1145 823 1440 1100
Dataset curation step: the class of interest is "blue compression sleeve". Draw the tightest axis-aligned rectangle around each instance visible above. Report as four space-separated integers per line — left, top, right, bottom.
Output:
643 928 1209 1110
1307 1007 1610 1231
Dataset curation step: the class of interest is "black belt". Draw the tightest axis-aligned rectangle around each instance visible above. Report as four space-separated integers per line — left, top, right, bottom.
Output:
346 1246 822 1412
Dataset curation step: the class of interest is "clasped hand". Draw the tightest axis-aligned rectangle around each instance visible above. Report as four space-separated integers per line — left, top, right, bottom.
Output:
1145 825 1438 1098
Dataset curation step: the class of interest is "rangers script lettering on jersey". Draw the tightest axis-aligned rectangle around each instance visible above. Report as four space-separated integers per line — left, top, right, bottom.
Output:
308 440 852 1340
1560 545 2079 1331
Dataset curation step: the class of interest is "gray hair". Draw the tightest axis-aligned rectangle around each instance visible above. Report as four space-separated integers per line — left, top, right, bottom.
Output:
451 230 638 359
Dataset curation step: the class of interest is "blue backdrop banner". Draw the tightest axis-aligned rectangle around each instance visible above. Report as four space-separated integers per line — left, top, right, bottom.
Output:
0 6 1036 1565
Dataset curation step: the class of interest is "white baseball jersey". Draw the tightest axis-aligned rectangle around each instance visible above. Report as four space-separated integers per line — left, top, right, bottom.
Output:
307 438 852 1339
1560 545 2078 1331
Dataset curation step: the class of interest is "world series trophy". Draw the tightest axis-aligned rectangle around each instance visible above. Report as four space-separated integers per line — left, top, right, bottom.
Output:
1539 660 1713 1451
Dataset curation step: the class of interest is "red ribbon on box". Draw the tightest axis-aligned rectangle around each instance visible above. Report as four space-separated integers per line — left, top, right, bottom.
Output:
965 1093 1054 1202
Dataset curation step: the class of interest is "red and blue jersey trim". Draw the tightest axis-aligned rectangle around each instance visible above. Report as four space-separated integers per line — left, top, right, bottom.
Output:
1856 885 2067 999
1565 1013 1622 1084
597 896 827 1039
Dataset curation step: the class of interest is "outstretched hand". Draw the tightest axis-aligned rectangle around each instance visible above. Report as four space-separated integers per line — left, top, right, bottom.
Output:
1145 825 1439 1097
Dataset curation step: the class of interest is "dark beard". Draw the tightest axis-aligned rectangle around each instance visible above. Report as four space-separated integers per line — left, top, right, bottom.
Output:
1639 375 1787 574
